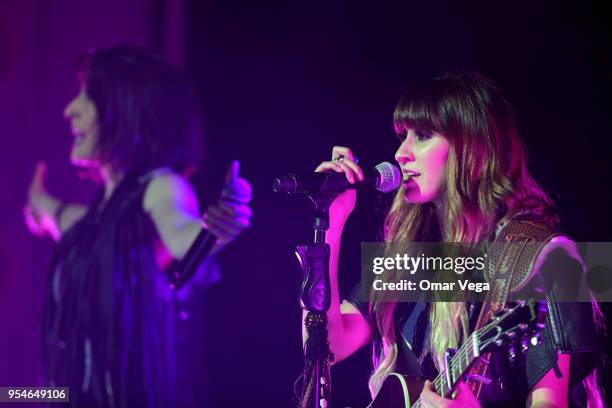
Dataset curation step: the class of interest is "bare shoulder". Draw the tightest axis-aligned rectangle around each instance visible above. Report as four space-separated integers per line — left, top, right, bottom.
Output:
142 171 199 215
534 235 584 272
340 300 364 315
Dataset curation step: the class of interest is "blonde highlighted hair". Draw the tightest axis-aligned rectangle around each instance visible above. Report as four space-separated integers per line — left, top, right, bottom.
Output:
368 72 582 399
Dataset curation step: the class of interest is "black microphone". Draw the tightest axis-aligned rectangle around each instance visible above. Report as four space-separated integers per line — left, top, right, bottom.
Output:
169 229 217 289
273 161 401 196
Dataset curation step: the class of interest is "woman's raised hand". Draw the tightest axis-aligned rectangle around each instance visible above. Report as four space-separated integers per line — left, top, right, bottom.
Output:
23 161 61 239
203 160 253 245
314 146 363 230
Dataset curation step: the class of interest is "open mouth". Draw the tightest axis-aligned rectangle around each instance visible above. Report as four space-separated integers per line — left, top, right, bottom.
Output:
402 172 420 184
71 128 86 146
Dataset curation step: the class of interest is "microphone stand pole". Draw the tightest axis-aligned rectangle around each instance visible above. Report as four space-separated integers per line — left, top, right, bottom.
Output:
296 194 335 408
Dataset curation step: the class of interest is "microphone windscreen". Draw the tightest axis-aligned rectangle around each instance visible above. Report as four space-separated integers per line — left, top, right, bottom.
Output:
374 162 401 193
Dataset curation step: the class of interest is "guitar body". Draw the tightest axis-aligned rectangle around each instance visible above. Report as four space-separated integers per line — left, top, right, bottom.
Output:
370 374 424 408
369 300 547 408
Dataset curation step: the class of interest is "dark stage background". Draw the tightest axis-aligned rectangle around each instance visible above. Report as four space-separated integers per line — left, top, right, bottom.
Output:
1 1 610 407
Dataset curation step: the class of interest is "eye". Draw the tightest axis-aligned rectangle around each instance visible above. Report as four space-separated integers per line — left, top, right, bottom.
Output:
414 129 433 141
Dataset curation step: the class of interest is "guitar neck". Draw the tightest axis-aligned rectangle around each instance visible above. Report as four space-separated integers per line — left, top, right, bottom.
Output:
410 333 479 408
371 301 544 408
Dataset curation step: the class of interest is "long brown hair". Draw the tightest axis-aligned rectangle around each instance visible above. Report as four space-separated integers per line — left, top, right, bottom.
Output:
368 72 561 395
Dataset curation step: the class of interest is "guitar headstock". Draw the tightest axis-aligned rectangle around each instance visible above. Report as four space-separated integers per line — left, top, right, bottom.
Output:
477 300 547 360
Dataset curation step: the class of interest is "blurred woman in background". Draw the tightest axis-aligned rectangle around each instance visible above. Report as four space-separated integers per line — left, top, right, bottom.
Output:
24 46 252 407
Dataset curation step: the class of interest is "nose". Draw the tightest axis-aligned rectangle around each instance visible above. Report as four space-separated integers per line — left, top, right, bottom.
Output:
395 135 414 165
63 97 79 121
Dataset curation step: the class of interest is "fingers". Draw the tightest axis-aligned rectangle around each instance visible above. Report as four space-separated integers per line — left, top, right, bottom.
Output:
314 161 343 173
224 159 240 185
420 380 451 408
203 204 250 244
207 205 250 228
218 200 253 219
314 161 357 183
332 146 363 180
29 161 47 194
338 157 364 181
222 160 252 204
23 205 45 237
314 146 364 184
202 216 238 244
451 381 480 407
456 381 470 394
334 160 358 183
331 146 355 161
222 178 252 204
213 161 252 244
25 162 47 237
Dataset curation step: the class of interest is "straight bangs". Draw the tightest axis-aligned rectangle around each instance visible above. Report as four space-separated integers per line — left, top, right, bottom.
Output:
393 82 444 137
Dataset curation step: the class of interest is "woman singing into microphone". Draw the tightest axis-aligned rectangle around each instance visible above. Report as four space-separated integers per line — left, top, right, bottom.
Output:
311 73 603 407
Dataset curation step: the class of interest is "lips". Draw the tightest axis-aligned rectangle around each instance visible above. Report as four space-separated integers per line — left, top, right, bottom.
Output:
402 170 420 182
403 178 417 188
71 127 86 146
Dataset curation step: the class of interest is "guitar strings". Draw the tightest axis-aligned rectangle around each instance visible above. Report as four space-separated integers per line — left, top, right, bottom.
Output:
436 307 517 393
447 305 528 386
410 305 527 406
410 331 477 407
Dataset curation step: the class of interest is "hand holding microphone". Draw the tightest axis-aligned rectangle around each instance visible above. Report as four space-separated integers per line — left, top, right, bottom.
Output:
204 160 253 246
316 146 361 228
273 146 400 229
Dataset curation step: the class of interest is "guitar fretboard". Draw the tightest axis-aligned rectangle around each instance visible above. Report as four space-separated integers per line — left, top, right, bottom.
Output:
410 333 479 408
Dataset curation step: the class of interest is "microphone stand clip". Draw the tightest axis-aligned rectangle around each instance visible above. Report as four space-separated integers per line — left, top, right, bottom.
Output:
296 193 336 408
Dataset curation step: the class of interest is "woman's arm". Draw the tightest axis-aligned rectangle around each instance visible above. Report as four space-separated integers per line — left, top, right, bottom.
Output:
143 162 252 261
143 172 202 259
527 353 570 408
311 224 372 363
303 146 372 363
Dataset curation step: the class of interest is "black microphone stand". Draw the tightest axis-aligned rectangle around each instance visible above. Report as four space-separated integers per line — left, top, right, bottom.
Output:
296 193 337 408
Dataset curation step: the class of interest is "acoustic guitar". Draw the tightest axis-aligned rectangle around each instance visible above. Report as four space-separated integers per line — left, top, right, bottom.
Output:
370 300 547 407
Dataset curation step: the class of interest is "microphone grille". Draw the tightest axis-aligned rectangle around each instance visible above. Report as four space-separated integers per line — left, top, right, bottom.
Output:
374 162 401 193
